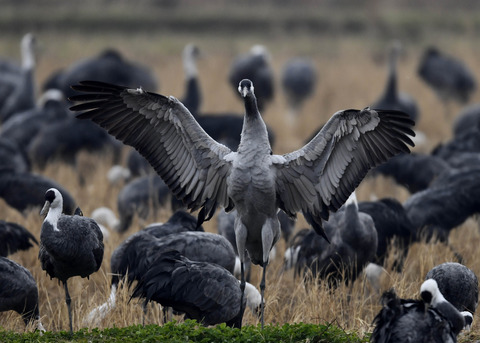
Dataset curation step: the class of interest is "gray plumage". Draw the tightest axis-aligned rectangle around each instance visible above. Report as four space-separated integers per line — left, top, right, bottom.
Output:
0 89 69 158
229 45 274 111
218 208 293 279
0 33 37 123
372 41 418 122
291 192 378 287
0 257 43 329
426 262 478 314
404 167 480 243
116 175 179 233
126 149 155 177
372 152 450 193
142 210 203 238
85 210 204 324
181 44 276 150
371 279 468 343
70 78 414 327
111 230 235 290
0 137 30 173
418 47 476 104
281 57 317 112
39 188 104 333
217 209 252 281
0 220 38 257
131 250 245 328
27 114 122 170
453 103 480 137
43 48 158 98
432 128 480 165
358 198 415 268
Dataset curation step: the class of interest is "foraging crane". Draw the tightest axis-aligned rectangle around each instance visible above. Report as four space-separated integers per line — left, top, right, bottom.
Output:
425 262 478 314
131 250 261 328
372 41 418 122
371 279 471 342
0 256 44 332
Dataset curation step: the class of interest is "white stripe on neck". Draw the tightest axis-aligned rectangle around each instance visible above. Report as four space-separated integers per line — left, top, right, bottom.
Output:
45 206 62 232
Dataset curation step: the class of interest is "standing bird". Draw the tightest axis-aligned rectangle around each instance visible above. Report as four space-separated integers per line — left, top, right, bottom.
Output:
229 45 274 112
0 257 44 331
180 43 276 150
281 57 317 122
372 41 419 123
0 33 37 123
39 188 104 333
70 79 414 328
418 47 476 116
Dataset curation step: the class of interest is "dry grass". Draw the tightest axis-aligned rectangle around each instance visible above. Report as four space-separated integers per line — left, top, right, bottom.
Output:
1 10 480 341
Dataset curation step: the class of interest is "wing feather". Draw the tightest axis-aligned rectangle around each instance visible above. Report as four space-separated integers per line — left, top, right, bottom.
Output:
274 108 415 237
70 81 233 223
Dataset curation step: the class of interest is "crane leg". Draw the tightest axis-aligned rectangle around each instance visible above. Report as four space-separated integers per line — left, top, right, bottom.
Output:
63 281 73 334
142 302 148 325
258 217 278 330
239 260 246 328
260 263 267 330
234 217 247 329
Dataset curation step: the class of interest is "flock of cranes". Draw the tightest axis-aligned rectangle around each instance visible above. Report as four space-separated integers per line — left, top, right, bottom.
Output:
0 32 480 342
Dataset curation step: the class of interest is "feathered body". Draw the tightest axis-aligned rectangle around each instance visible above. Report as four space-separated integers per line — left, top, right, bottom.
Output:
132 250 245 328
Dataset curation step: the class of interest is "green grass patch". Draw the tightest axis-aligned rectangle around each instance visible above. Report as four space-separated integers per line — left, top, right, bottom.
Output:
0 321 368 343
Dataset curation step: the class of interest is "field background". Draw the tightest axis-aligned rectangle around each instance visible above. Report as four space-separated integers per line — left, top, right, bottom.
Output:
1 0 480 340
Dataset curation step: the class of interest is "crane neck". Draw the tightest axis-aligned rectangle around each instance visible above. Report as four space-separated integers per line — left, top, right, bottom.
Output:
243 93 261 120
384 49 398 100
239 93 270 151
21 37 35 71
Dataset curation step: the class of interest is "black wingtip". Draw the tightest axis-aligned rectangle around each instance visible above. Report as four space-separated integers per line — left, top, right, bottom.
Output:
303 211 330 243
312 224 331 243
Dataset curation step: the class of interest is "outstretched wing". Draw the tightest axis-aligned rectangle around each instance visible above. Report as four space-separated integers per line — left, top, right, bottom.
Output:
69 81 233 224
274 108 415 239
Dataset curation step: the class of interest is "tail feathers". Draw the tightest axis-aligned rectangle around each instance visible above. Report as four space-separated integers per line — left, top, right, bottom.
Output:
132 250 183 302
83 284 117 326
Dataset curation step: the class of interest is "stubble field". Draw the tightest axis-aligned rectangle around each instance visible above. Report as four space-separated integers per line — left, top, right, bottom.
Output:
1 2 480 341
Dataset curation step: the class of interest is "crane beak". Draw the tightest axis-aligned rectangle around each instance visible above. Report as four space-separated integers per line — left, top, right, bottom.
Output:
40 201 51 216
